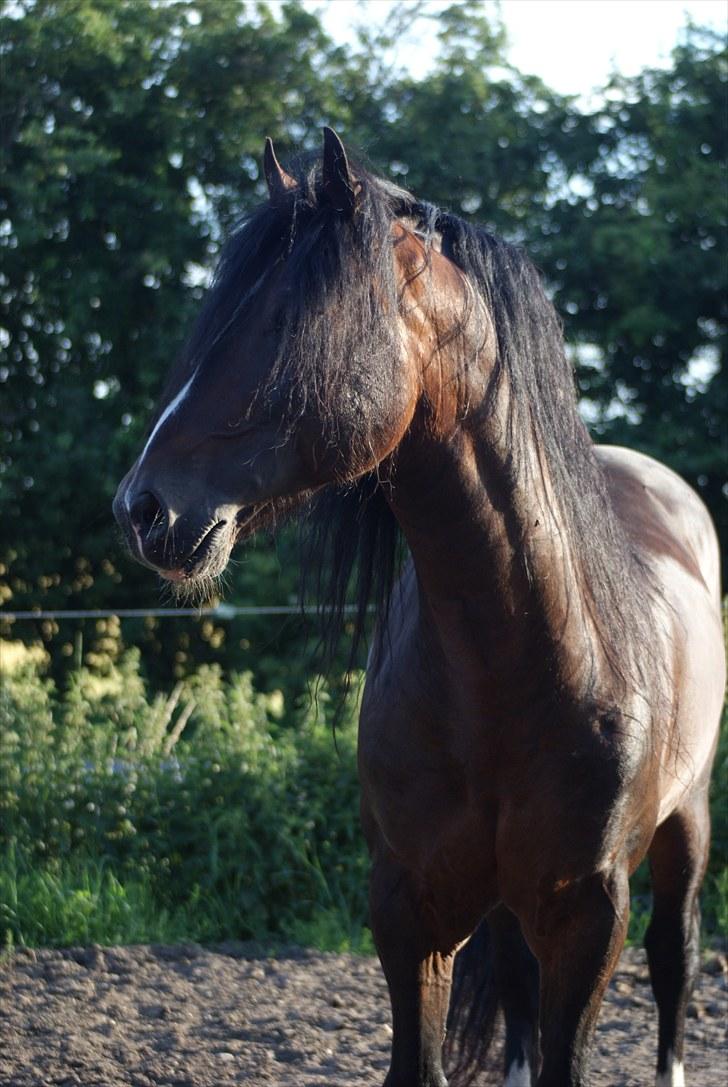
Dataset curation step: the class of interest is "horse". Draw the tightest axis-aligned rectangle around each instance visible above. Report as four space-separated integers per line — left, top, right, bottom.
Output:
113 129 725 1087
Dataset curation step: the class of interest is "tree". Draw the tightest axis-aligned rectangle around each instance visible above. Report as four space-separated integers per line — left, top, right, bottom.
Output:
537 25 727 555
0 0 349 683
346 1 566 241
1 2 724 686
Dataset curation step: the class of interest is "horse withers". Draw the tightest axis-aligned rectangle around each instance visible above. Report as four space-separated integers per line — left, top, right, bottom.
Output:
113 130 725 1087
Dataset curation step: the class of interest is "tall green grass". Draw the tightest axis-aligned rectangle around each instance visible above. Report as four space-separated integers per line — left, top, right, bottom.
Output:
0 646 725 951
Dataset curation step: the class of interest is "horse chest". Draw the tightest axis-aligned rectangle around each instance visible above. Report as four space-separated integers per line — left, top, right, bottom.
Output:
358 695 500 884
359 673 644 897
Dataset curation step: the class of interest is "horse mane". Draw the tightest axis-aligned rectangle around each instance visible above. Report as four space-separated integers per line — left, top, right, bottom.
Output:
182 153 655 697
430 212 657 698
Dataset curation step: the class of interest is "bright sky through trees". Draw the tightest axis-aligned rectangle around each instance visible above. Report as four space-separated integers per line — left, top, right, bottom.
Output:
305 0 726 98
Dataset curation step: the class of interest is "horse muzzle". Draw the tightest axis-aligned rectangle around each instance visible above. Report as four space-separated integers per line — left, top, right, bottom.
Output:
113 481 238 582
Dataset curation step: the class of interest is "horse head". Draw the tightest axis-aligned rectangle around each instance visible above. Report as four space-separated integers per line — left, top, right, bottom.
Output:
113 129 459 587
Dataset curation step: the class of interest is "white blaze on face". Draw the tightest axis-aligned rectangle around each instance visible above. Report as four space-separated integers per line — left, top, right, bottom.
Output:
124 366 199 516
136 367 199 469
656 1052 686 1087
504 1057 531 1087
127 263 273 509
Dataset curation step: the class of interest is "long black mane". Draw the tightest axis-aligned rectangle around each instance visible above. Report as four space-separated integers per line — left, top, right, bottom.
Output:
184 153 654 694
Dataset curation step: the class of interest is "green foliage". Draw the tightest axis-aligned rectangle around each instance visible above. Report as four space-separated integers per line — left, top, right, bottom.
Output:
538 24 727 550
349 1 566 239
1 850 198 949
0 651 370 950
2 1 724 685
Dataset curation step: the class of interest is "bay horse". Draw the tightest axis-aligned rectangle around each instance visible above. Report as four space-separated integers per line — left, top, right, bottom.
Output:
113 130 725 1087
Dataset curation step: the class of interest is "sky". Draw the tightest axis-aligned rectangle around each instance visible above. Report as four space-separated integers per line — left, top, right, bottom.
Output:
303 0 726 99
297 0 723 395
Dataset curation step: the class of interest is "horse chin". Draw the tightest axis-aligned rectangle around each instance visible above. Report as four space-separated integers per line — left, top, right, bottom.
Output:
166 503 275 594
165 493 311 602
233 501 272 543
158 520 236 600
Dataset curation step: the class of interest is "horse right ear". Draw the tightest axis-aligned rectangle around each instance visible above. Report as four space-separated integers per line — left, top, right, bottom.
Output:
263 137 296 203
321 127 360 217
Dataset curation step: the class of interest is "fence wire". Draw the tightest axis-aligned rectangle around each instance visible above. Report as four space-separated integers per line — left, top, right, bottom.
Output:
1 604 361 621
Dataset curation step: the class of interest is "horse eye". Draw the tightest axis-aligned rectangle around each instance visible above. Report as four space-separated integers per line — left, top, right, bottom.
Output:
264 316 285 337
210 420 256 440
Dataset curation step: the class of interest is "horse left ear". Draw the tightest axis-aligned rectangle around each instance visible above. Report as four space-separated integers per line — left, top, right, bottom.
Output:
321 127 360 217
263 137 297 203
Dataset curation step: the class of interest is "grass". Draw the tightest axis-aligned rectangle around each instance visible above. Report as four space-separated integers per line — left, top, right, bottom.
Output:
1 850 193 951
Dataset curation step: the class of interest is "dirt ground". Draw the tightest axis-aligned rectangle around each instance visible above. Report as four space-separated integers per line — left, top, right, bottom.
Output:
0 943 725 1086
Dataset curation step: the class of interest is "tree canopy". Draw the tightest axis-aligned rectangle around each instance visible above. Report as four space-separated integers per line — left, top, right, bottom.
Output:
1 0 725 686
539 26 727 546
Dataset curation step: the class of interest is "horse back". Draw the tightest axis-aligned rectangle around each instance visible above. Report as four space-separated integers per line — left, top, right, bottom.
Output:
597 444 721 604
597 444 725 822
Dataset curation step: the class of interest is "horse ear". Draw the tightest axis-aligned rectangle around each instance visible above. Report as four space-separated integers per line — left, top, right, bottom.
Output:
263 137 296 203
321 126 359 216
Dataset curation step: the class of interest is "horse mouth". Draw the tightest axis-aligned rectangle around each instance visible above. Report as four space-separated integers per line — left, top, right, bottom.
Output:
162 507 264 584
158 520 230 582
160 498 298 585
184 520 228 576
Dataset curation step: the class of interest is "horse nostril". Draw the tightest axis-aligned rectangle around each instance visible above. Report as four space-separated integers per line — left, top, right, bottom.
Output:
129 490 166 538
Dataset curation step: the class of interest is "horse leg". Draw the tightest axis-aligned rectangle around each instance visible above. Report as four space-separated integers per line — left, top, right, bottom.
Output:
644 789 710 1087
369 848 458 1087
526 865 630 1087
489 904 540 1085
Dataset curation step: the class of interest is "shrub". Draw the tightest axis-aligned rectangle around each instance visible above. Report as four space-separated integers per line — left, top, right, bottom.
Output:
0 651 368 949
1 647 725 950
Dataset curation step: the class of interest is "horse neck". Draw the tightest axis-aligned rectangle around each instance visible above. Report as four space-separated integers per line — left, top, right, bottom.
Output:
387 406 610 708
379 225 642 710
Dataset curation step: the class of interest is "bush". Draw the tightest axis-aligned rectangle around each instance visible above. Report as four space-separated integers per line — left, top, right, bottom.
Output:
0 650 369 950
